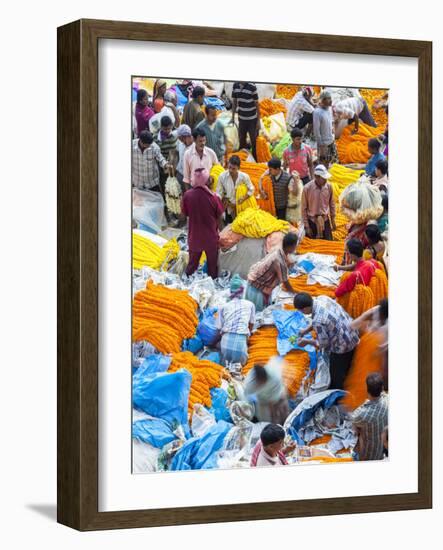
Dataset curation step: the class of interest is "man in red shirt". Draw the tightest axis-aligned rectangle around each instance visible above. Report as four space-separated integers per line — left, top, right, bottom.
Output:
335 239 379 297
181 167 224 279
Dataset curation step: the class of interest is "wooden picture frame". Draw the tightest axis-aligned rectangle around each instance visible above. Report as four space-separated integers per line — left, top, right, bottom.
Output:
57 19 432 531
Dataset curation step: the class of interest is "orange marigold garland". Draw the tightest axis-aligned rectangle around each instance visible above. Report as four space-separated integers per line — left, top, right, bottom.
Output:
336 122 382 164
168 351 224 413
288 274 336 299
342 331 384 410
256 135 272 163
243 326 310 398
132 282 198 353
296 237 345 263
259 98 287 118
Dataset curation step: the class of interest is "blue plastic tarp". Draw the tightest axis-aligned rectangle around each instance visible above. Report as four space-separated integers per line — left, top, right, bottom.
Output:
197 307 220 346
208 387 232 422
272 309 317 371
182 335 204 354
132 369 192 427
140 354 171 374
132 417 177 448
286 389 346 444
204 96 226 110
170 420 232 470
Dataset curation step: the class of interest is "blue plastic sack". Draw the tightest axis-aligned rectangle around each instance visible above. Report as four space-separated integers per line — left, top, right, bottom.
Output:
298 259 315 273
140 354 171 374
208 388 232 422
204 96 226 110
197 308 220 346
170 420 231 470
286 390 346 444
132 417 177 448
132 370 191 427
182 335 204 354
172 85 188 107
272 309 317 371
205 351 222 365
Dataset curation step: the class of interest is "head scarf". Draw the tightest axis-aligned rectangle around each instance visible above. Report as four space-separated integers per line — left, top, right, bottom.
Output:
177 124 192 137
191 168 213 195
230 274 245 299
153 78 167 98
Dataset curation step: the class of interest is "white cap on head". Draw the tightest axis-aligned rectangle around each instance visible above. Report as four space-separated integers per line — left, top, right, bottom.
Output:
314 164 332 179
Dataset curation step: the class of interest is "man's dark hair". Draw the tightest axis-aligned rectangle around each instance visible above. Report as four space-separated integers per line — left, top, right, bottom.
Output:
228 155 241 168
375 159 388 175
293 292 313 310
136 88 148 103
347 238 364 258
268 158 281 170
368 138 381 151
252 364 268 384
260 423 286 447
366 372 384 398
139 130 154 145
192 127 206 140
282 232 298 250
379 298 388 324
290 128 303 139
365 224 382 244
205 105 217 115
160 115 173 128
192 86 205 99
381 192 388 212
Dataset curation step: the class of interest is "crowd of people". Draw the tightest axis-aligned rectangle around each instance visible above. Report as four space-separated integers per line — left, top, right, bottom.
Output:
132 78 389 468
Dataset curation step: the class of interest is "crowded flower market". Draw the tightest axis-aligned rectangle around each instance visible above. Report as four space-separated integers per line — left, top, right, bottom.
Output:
131 78 389 473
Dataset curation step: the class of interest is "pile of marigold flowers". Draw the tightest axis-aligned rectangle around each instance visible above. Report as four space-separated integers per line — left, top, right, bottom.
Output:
132 282 198 353
259 98 287 118
359 88 388 129
288 275 336 299
243 326 310 398
336 265 388 318
342 331 384 410
336 122 382 164
168 351 224 413
296 237 345 263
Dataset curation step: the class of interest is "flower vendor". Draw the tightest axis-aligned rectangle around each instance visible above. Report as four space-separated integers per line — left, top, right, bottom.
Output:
216 154 255 223
282 128 314 186
301 164 336 240
250 424 295 467
334 238 380 296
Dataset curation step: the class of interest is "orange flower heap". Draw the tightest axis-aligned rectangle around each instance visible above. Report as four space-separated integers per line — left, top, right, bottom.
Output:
336 265 388 319
288 275 336 299
259 98 287 117
243 326 310 398
132 282 198 353
168 352 224 413
336 122 381 164
256 135 272 163
296 237 345 263
342 331 384 410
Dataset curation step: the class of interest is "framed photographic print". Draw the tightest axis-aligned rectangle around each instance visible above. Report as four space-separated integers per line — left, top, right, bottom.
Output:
57 19 432 530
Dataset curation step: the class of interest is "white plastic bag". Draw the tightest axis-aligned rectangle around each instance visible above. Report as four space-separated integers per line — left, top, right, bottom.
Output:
191 404 216 438
261 112 287 143
133 188 167 232
132 439 160 473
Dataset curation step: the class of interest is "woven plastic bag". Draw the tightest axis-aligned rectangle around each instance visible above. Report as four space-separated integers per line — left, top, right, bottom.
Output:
339 177 383 224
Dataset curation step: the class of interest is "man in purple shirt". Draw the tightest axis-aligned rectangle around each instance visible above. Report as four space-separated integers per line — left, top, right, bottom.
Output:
181 168 224 279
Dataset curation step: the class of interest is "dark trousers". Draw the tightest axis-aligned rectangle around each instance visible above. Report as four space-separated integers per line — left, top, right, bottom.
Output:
308 218 333 240
186 247 219 279
330 348 355 390
239 117 258 160
275 207 287 221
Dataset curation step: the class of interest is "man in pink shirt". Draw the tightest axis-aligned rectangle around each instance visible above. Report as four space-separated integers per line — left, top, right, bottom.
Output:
282 128 314 185
182 127 219 186
181 168 224 279
301 164 336 240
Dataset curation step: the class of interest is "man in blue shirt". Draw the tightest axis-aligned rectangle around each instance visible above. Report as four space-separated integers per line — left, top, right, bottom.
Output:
365 138 386 176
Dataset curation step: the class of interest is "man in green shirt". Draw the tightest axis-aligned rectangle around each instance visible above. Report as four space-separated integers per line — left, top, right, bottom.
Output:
196 105 226 163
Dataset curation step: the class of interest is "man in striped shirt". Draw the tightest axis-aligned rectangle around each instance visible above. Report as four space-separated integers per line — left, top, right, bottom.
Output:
195 105 226 162
231 82 261 160
350 372 388 461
